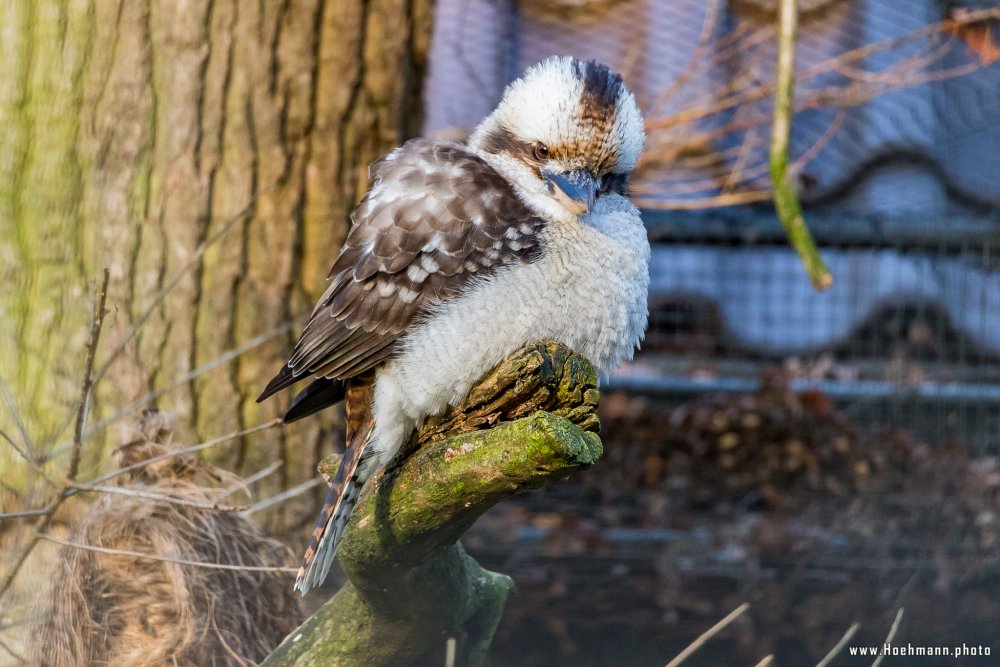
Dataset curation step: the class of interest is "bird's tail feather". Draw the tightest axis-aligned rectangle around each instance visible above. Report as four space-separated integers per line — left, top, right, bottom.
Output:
293 440 373 594
294 375 376 595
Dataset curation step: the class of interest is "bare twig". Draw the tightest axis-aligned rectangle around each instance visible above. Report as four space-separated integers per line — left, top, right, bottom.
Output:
71 483 248 512
652 0 723 113
84 419 281 489
790 110 846 172
0 508 50 520
770 0 832 290
213 460 283 503
0 269 111 604
870 608 904 667
91 201 255 389
68 269 111 483
752 656 774 667
0 427 51 484
816 622 860 667
636 9 1000 212
645 8 1000 132
38 534 297 574
664 603 750 667
0 376 34 457
241 477 325 516
0 634 26 663
632 190 772 210
46 317 301 460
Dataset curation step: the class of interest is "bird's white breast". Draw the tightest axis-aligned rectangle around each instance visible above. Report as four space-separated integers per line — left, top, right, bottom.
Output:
365 195 649 466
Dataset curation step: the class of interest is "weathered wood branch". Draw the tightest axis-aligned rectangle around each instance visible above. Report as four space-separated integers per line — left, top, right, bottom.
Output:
262 342 603 667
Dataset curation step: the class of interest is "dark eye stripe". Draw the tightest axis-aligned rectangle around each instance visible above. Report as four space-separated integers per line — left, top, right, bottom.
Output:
479 126 536 163
479 120 621 176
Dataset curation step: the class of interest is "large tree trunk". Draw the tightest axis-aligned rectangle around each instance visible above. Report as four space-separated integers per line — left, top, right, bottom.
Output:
0 0 433 491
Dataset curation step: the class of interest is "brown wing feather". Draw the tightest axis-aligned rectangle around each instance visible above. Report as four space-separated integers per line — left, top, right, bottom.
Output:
258 139 546 403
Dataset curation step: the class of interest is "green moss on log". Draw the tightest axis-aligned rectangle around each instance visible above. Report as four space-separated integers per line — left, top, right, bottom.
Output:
262 343 604 667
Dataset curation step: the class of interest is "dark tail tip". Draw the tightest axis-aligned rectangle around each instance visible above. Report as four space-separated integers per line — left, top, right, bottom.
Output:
257 364 298 403
283 377 347 424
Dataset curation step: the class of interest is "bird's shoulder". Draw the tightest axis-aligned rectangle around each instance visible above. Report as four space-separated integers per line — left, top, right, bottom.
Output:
276 139 547 386
329 138 547 297
359 138 540 245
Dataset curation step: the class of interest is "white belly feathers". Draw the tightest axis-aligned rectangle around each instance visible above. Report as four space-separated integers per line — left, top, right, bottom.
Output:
367 194 650 465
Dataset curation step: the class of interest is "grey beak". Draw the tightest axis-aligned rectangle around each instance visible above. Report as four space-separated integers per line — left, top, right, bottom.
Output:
542 168 597 215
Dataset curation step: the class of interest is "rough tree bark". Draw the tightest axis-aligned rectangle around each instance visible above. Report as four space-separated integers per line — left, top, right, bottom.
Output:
0 0 433 485
261 342 603 667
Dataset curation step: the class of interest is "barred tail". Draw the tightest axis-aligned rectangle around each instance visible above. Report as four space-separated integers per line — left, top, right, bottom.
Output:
294 443 372 594
294 375 375 595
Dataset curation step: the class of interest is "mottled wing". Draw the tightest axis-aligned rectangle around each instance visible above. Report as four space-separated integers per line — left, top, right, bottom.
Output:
258 139 545 402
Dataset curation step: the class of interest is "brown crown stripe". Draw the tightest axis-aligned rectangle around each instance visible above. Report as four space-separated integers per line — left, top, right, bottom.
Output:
576 60 624 119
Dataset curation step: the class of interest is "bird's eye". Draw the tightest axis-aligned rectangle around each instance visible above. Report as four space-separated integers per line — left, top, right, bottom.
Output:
533 143 550 160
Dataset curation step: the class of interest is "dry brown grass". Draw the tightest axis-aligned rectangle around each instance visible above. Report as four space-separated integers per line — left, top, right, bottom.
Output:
35 411 303 667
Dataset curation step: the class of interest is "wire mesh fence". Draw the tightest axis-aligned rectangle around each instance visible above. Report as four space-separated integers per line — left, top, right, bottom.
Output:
426 1 1000 664
425 0 1000 455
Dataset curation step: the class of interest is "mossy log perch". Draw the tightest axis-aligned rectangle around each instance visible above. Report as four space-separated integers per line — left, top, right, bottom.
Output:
262 342 603 667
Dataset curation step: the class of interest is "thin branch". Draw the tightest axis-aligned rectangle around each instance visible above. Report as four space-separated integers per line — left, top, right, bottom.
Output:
723 126 765 191
644 8 1000 133
213 460 283 503
71 483 248 512
790 110 846 172
0 377 36 464
0 427 51 484
652 0 723 113
0 635 26 664
870 608 904 667
241 477 325 516
39 534 297 574
752 656 773 667
632 190 772 210
770 0 832 290
633 8 1000 213
46 317 300 461
0 487 58 603
0 508 50 520
0 417 278 602
816 622 860 667
91 201 255 388
645 28 780 131
664 603 750 667
67 269 111 483
84 419 282 489
0 270 111 604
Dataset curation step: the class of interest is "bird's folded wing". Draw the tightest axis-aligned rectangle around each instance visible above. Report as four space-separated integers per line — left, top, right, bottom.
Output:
259 138 546 402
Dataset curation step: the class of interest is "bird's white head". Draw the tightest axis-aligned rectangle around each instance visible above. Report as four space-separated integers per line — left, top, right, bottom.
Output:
469 56 645 224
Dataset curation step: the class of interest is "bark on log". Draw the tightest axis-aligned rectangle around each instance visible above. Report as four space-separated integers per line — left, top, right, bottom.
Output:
262 342 603 667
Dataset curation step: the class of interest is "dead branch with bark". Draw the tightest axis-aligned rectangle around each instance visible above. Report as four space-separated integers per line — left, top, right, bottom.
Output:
262 342 603 667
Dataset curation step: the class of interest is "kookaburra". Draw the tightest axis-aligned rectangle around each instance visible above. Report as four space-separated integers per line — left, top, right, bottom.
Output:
258 56 649 595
